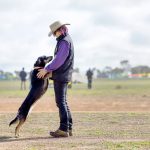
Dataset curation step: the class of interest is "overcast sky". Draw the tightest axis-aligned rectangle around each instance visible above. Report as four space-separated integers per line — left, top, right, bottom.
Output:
0 0 150 73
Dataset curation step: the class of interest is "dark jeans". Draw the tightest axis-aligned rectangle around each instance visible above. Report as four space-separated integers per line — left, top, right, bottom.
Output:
54 81 73 132
88 79 92 89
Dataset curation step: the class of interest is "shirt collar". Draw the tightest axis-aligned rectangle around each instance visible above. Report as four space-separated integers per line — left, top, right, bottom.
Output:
56 33 67 41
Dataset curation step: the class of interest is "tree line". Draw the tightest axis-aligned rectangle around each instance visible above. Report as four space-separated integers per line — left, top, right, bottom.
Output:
96 60 150 79
0 60 150 80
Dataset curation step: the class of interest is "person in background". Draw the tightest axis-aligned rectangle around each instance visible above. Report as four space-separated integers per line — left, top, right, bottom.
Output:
37 21 74 138
86 68 93 89
19 67 27 90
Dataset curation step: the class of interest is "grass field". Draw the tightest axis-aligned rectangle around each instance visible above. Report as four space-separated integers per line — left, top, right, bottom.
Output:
1 78 150 97
0 79 150 149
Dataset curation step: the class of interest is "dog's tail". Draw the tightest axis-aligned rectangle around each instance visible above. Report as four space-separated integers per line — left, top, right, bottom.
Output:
9 117 19 127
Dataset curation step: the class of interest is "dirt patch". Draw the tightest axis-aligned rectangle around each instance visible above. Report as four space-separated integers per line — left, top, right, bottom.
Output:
0 95 150 112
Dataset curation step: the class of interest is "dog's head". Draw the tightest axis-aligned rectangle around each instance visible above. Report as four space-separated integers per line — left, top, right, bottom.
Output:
34 56 53 67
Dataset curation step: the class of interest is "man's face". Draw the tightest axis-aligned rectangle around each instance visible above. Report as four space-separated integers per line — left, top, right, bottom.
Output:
54 30 61 38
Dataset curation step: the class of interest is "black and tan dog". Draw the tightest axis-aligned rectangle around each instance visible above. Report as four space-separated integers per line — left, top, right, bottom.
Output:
9 55 53 137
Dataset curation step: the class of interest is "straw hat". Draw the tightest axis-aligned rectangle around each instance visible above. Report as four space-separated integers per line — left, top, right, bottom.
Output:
48 21 70 36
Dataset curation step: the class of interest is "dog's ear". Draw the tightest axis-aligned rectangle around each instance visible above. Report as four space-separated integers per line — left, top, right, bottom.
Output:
37 58 42 65
34 58 42 67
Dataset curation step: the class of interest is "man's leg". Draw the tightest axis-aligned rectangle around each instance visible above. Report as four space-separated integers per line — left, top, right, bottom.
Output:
89 80 92 89
88 79 90 89
53 81 70 130
66 103 73 136
50 81 72 137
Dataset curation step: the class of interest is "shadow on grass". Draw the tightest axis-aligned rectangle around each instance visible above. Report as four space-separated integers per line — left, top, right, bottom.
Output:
0 136 53 143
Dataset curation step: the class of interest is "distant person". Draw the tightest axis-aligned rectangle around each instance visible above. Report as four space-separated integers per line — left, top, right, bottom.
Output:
19 67 27 90
86 68 93 89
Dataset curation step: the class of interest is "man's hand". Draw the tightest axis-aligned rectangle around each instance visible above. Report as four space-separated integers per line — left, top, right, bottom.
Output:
44 72 52 79
37 69 48 79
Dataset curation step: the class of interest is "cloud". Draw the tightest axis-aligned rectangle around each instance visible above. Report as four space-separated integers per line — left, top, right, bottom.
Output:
130 31 150 46
0 0 150 72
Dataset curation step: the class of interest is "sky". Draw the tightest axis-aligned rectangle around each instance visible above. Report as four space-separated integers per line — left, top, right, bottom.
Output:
0 0 150 73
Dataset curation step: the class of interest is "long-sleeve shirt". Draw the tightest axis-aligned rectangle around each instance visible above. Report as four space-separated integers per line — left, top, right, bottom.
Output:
45 40 70 72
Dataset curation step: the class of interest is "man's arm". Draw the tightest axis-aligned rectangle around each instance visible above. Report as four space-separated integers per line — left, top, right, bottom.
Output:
45 40 70 72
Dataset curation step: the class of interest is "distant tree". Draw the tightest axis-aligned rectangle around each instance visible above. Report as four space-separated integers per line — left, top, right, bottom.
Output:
111 67 124 78
120 60 131 71
14 71 20 79
0 71 16 80
4 72 14 80
0 70 5 80
120 60 129 67
104 66 112 72
0 70 4 75
131 66 150 74
103 66 112 79
120 60 131 77
111 68 123 74
97 69 101 78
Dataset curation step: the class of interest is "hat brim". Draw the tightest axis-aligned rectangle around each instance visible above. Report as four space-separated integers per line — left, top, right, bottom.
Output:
48 23 70 37
48 32 52 37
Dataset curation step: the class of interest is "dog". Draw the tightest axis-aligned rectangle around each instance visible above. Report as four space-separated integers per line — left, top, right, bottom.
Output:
9 55 53 137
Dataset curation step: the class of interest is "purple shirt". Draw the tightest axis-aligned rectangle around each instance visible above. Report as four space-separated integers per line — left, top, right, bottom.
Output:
45 40 70 72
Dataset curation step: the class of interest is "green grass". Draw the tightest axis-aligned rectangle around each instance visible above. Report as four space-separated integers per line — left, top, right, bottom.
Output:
104 141 150 150
1 79 150 98
0 112 150 150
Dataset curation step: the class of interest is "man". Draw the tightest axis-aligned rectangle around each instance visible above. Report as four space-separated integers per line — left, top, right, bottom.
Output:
86 68 93 89
19 67 27 90
37 21 74 137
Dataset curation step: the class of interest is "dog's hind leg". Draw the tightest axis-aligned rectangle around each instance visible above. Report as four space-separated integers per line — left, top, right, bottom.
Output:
9 117 19 127
15 118 26 138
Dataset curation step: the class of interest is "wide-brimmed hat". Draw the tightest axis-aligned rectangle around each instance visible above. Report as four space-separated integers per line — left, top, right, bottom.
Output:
48 21 70 37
